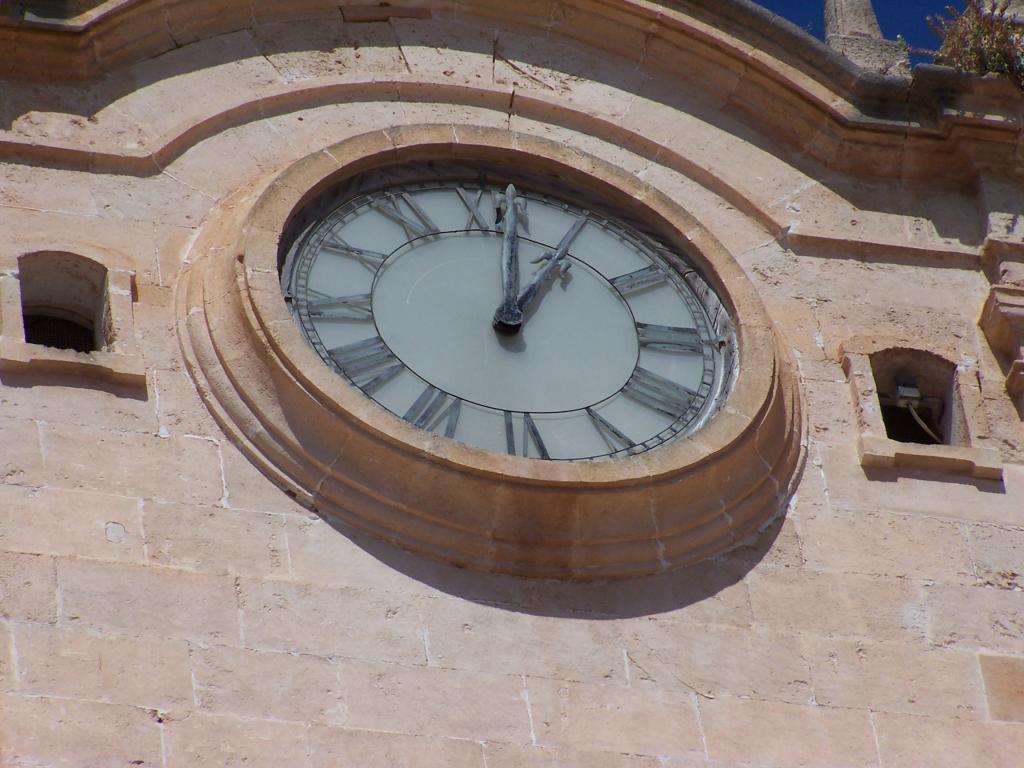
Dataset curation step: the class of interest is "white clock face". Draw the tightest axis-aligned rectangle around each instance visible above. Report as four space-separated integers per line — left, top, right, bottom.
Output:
281 179 733 460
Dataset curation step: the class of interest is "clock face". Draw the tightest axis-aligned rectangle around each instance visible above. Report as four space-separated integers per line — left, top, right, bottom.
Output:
281 179 733 460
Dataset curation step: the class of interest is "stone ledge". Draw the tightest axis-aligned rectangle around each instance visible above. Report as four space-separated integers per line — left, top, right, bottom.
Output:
859 434 1003 481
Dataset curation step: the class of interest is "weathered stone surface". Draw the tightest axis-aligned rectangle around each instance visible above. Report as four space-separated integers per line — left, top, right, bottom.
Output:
0 552 57 623
0 694 164 768
483 743 664 767
875 712 1024 767
527 677 704 757
422 595 626 683
308 726 485 768
14 623 193 709
980 654 1024 722
799 506 974 583
747 567 925 643
36 421 225 505
700 697 878 768
924 583 1024 654
58 559 240 644
144 500 289 577
0 484 145 563
968 524 1024 590
164 711 310 768
241 579 425 662
625 618 813 703
804 636 985 718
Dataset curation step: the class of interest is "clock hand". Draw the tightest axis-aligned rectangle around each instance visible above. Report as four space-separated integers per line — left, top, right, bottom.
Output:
492 184 525 335
515 215 585 317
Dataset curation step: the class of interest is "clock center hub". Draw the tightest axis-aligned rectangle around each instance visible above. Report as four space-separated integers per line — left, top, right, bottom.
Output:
371 232 639 413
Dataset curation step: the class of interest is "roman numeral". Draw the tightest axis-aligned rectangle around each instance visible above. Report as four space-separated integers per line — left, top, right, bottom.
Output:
504 411 516 455
371 194 438 239
586 407 636 451
403 385 449 428
403 385 463 439
610 265 667 295
502 412 550 458
622 366 697 416
456 187 490 229
522 412 550 459
321 233 388 267
636 323 703 353
328 336 404 392
307 292 372 320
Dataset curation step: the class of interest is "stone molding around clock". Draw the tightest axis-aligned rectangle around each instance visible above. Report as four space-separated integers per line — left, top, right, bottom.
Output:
178 124 805 580
0 250 145 387
840 336 1002 481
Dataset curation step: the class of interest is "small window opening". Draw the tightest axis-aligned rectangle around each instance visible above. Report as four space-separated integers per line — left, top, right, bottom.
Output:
870 349 966 447
18 251 109 354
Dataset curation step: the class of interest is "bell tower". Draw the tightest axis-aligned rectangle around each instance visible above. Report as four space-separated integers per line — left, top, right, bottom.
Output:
824 0 910 75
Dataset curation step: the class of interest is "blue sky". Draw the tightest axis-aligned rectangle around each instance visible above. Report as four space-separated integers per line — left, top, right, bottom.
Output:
757 0 958 54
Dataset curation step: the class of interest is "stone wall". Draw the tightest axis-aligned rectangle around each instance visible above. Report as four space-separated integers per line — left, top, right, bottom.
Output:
0 1 1022 766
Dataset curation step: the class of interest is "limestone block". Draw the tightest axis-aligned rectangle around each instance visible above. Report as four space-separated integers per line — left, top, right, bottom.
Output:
331 657 532 742
89 171 213 229
700 697 877 768
875 712 1024 767
923 583 1024 654
980 654 1024 722
133 283 186 371
193 645 533 742
799 507 974 583
803 636 985 718
152 368 224 439
968 524 1024 590
58 559 240 644
0 374 157 435
144 501 289 578
283 514 445 595
241 579 425 662
624 619 813 704
0 552 57 623
0 162 101 217
164 712 310 768
0 485 145 563
14 623 193 709
308 726 484 768
483 743 663 767
527 677 704 758
219 440 306 515
0 694 164 768
191 644 345 722
37 421 225 506
0 622 9 689
420 595 626 683
747 568 925 643
252 19 406 82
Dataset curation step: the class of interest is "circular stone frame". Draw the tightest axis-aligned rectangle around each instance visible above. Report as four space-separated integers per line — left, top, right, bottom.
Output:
178 125 804 580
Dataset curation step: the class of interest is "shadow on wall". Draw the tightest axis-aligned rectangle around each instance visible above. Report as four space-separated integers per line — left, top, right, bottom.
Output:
314 484 793 620
1 0 102 19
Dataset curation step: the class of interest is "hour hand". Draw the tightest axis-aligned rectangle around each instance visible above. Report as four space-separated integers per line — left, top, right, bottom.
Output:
516 216 585 315
492 184 525 334
516 251 571 313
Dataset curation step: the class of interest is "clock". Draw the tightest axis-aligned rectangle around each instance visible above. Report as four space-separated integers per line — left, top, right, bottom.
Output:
179 126 802 579
280 177 732 461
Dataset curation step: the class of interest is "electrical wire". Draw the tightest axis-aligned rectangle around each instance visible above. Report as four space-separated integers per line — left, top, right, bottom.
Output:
907 403 942 444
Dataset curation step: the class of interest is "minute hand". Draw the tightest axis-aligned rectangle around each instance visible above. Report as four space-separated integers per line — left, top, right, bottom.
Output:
516 217 586 313
492 184 524 334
